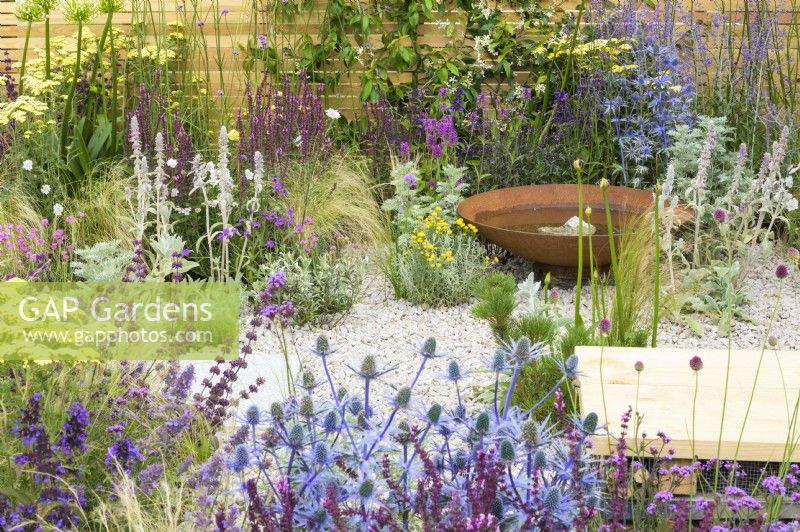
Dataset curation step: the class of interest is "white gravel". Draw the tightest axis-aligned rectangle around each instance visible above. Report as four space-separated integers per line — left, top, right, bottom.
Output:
192 253 800 411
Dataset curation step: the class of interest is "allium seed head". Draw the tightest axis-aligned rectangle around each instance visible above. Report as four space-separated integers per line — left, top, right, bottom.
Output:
689 356 703 371
634 360 644 372
599 178 610 191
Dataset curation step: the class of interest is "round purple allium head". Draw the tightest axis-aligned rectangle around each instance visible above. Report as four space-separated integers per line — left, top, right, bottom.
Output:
713 208 727 223
689 356 703 371
597 318 612 335
788 246 799 261
776 263 789 279
634 361 644 372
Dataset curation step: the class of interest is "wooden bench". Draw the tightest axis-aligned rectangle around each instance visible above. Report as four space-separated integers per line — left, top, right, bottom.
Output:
577 346 800 463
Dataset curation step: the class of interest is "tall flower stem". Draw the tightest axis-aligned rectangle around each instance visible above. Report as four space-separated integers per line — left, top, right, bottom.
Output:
60 22 84 157
19 20 35 95
601 180 622 340
44 17 51 79
574 163 584 327
651 184 661 347
729 278 784 475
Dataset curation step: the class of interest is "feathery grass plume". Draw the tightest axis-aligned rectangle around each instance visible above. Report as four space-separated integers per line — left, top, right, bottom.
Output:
612 212 656 346
279 151 388 250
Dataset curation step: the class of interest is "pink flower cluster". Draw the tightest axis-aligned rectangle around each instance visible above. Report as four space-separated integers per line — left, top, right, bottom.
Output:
0 213 83 280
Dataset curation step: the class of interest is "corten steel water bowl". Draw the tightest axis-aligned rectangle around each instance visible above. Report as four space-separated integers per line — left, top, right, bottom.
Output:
457 184 686 268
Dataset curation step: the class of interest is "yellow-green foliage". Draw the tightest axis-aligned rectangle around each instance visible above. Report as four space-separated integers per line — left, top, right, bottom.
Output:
63 162 135 248
613 212 656 340
279 152 388 249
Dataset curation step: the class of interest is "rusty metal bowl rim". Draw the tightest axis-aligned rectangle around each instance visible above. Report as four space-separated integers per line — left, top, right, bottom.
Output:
456 183 664 239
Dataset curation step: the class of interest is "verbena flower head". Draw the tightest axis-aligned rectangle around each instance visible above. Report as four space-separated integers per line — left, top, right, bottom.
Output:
61 0 98 22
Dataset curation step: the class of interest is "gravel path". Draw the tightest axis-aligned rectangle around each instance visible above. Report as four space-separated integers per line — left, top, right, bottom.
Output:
192 253 800 411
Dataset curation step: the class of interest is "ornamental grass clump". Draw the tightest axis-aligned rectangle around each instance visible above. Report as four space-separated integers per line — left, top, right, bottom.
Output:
224 334 601 529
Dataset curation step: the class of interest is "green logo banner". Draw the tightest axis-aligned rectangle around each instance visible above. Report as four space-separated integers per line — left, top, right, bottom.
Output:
0 281 240 361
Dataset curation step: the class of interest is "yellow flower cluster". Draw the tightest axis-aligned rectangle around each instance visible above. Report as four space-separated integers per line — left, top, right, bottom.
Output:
409 209 478 269
539 36 636 71
0 96 49 126
128 45 177 64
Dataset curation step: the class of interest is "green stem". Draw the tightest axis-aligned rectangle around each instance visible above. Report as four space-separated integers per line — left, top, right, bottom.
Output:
110 27 118 152
44 17 51 80
20 21 32 95
601 183 623 340
575 170 584 327
651 184 661 347
60 22 83 158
